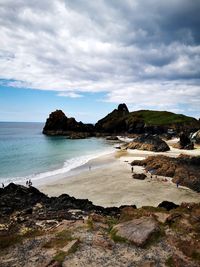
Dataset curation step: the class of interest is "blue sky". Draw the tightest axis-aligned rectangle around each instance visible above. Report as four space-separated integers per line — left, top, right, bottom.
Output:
0 84 116 122
0 0 200 122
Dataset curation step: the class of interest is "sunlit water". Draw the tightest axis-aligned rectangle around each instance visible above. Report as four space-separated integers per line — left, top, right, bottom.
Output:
0 122 114 185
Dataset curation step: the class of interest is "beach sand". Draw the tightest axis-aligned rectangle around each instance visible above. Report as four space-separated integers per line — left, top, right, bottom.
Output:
39 144 200 208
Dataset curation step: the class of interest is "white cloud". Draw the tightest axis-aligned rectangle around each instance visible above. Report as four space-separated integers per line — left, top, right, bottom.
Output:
0 0 200 114
58 92 83 98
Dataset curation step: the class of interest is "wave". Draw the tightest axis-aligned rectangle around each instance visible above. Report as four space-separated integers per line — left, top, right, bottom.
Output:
2 148 114 185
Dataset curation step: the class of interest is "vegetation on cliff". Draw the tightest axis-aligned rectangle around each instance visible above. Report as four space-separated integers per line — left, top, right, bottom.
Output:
43 104 200 136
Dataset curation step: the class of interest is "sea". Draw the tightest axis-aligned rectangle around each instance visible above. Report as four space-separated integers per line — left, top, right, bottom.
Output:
0 122 114 185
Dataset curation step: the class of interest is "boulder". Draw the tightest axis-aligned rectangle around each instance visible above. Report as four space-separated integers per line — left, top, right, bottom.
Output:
106 136 119 141
112 217 159 247
173 132 194 150
191 130 200 144
126 134 170 152
158 201 179 211
132 173 147 180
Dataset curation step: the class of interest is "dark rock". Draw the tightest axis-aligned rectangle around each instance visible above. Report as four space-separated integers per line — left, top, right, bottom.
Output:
0 183 137 217
0 183 48 215
191 129 200 144
173 132 194 150
43 110 94 136
132 173 147 180
158 201 179 211
106 136 119 141
136 155 200 192
43 105 200 137
66 132 91 139
126 134 170 152
95 103 129 133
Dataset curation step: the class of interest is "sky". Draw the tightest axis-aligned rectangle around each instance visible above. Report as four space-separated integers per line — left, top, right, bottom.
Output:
0 0 200 122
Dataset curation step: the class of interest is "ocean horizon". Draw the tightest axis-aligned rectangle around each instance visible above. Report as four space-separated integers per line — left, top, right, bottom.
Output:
0 122 114 185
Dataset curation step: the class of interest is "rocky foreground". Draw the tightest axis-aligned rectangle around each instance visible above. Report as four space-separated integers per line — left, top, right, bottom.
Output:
0 184 200 267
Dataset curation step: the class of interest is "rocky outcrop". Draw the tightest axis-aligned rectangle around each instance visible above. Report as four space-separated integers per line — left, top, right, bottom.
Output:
112 217 160 247
132 173 147 180
43 105 200 137
95 103 130 133
106 136 119 141
131 155 200 192
126 134 170 152
191 130 200 144
0 183 136 216
66 132 91 139
43 110 94 136
173 132 194 150
158 201 179 211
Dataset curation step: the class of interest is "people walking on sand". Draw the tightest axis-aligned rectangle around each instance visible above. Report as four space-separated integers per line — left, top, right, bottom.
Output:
26 180 29 187
176 180 180 188
2 183 4 189
131 166 134 173
89 165 91 171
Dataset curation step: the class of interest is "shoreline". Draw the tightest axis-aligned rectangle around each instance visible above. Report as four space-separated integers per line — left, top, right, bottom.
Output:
39 144 200 208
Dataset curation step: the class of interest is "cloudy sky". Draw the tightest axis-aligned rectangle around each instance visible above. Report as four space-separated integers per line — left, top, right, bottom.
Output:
0 0 200 122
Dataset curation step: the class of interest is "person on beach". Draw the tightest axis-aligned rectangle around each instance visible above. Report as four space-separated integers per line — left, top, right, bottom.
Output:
176 181 180 188
26 180 29 187
131 166 134 173
89 166 91 171
2 183 4 189
28 179 32 187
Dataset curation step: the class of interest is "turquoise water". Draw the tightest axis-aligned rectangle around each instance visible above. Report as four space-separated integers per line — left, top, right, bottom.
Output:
0 122 113 184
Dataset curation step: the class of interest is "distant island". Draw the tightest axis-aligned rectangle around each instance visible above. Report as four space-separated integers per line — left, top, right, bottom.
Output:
43 103 200 137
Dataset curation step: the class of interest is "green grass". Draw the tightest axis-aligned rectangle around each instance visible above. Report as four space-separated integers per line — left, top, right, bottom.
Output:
87 218 94 231
192 251 200 262
109 228 128 243
52 240 80 264
107 217 119 232
165 256 175 267
129 110 197 126
0 229 45 250
53 250 68 263
0 235 23 249
43 230 74 249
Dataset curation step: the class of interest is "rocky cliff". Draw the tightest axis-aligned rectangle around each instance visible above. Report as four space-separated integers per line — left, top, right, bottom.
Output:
43 105 200 136
43 110 94 136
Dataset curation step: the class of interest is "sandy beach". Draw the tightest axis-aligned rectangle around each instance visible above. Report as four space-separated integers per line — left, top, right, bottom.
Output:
39 143 200 208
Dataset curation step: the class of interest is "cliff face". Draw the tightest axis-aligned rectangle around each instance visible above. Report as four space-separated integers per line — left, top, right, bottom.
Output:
95 103 130 133
43 105 200 136
42 110 94 136
95 107 200 134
